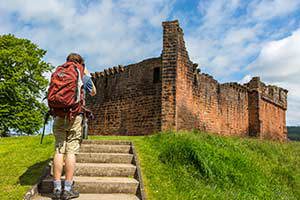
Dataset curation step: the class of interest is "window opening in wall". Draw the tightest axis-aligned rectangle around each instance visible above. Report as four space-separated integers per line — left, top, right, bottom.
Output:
105 77 108 88
193 74 198 85
153 67 161 83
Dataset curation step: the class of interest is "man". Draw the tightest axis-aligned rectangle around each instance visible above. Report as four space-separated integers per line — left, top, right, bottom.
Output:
51 53 96 200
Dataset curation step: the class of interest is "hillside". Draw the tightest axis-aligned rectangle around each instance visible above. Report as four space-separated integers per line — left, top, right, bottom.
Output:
288 126 300 141
0 131 299 200
132 132 300 200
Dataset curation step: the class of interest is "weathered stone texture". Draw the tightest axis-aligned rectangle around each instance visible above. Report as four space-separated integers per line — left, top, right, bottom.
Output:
87 58 162 135
161 20 179 131
245 77 288 140
87 20 288 140
259 99 287 140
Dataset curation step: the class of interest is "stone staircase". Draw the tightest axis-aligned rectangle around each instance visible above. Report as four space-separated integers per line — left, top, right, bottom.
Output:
29 140 145 200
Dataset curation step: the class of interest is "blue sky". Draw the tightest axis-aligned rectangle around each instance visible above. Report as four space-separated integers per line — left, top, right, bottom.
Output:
1 0 300 126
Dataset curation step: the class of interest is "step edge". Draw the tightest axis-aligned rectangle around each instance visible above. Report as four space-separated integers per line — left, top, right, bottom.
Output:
42 176 139 183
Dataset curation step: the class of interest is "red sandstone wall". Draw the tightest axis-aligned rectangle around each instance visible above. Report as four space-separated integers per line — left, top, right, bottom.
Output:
86 58 162 135
248 90 260 136
191 74 220 132
175 22 196 131
164 20 288 140
161 21 178 131
259 98 287 140
218 84 249 136
246 77 288 140
170 20 249 136
191 75 249 136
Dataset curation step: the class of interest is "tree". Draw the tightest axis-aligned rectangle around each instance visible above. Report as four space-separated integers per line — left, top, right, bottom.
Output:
0 34 53 136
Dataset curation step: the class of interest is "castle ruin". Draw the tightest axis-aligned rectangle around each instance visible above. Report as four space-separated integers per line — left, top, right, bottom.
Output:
87 20 288 140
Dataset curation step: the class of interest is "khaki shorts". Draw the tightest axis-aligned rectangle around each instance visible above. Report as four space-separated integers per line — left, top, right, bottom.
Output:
53 115 82 154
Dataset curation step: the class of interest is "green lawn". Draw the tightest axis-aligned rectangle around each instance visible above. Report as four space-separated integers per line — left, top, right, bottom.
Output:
0 135 53 200
1 131 300 200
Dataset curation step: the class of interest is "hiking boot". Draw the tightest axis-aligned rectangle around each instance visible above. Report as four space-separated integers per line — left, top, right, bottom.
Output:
52 189 61 200
61 188 79 200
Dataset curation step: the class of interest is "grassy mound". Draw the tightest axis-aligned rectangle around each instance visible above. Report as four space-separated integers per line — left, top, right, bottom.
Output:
0 131 299 200
134 131 300 200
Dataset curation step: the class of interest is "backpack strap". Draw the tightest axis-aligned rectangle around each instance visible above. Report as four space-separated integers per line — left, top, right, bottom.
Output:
73 65 83 104
40 111 50 144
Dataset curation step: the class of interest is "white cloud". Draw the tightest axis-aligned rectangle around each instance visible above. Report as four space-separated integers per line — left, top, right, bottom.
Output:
250 0 300 21
185 1 260 80
247 29 300 125
248 29 300 82
239 74 252 84
0 0 75 24
0 0 172 71
223 28 257 45
185 0 300 82
198 0 241 30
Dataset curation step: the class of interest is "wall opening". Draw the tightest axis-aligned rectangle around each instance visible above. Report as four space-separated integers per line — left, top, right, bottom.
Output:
153 67 161 83
105 77 108 88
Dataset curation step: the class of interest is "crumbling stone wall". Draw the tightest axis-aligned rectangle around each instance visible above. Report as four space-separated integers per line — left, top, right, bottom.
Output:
165 20 250 137
216 83 249 136
87 20 288 140
161 21 178 131
87 58 162 135
191 76 250 136
245 77 288 140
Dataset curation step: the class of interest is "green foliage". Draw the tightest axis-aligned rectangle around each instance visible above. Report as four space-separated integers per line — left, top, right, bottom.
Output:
0 34 53 136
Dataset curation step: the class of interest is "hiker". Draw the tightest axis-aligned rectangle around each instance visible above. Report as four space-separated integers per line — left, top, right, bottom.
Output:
47 53 96 199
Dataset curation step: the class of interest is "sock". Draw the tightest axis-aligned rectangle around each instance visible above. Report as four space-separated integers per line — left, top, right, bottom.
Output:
53 180 62 191
64 180 73 192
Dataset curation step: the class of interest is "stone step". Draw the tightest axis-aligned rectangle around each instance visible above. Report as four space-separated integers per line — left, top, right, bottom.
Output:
76 153 133 164
80 144 131 153
39 176 139 194
82 140 131 145
75 163 136 177
27 140 145 200
32 193 139 200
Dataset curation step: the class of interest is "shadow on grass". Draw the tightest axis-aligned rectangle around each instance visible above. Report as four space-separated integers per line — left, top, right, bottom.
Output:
19 159 51 186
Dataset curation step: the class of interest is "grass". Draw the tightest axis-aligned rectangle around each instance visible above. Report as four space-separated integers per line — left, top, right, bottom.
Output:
0 135 53 200
0 131 299 199
92 131 300 200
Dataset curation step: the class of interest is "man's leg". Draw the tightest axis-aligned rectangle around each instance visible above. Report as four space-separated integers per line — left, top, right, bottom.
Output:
64 153 76 181
64 153 76 199
53 117 67 199
64 115 82 182
62 115 82 199
53 152 64 181
52 152 64 199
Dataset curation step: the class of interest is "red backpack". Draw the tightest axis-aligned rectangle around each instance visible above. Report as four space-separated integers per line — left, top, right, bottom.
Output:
47 61 85 119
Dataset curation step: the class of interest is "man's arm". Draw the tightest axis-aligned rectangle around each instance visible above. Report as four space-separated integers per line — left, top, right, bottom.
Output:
83 68 96 96
90 83 96 96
